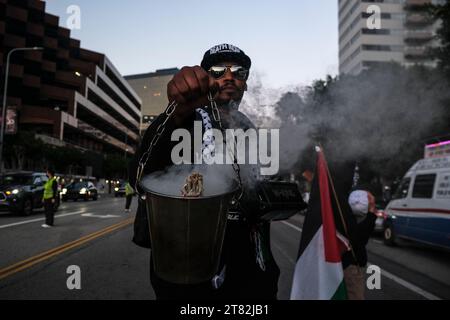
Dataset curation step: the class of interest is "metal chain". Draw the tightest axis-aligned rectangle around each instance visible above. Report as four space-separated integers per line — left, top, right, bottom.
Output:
207 93 244 202
135 100 177 198
135 94 244 202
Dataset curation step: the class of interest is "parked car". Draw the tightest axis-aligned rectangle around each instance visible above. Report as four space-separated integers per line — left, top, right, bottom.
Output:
0 172 59 216
374 205 387 233
383 155 450 251
114 181 126 197
61 181 98 202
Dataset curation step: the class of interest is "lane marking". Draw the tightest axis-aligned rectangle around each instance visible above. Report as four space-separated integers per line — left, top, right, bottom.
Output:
280 219 443 300
281 221 302 232
272 242 296 265
81 213 121 219
0 218 133 281
367 263 442 301
0 211 86 229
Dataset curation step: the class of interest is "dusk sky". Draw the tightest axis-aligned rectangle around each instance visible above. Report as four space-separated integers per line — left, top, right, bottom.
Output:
45 0 339 89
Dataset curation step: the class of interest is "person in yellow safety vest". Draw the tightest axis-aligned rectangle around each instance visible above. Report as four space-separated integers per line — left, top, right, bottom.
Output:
42 169 58 228
125 182 135 213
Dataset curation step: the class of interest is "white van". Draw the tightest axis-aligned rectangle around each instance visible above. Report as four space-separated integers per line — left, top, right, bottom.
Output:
383 156 450 250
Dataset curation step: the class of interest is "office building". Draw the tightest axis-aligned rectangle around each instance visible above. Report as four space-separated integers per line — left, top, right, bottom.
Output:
339 0 446 75
125 68 178 132
1 0 141 157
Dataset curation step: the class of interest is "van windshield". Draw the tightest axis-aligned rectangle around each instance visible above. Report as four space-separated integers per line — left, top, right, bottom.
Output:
392 178 411 200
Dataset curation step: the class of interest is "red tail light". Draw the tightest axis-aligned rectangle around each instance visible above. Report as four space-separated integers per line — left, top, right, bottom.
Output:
376 210 387 219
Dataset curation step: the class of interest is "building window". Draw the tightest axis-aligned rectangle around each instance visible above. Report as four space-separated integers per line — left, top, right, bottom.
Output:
362 28 391 35
362 44 404 52
143 115 157 123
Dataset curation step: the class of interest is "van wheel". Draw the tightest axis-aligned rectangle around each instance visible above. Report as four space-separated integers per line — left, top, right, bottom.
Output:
383 223 396 246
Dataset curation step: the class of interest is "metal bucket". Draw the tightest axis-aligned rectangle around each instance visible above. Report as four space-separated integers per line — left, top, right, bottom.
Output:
140 167 238 284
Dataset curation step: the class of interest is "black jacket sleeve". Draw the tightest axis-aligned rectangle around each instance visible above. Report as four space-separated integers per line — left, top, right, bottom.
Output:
129 111 195 249
354 213 377 246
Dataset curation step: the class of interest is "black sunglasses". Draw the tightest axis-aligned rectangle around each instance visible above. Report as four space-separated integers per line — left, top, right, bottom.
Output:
209 65 249 80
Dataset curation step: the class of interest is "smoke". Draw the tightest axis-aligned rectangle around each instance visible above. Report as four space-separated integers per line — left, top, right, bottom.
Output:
140 164 237 198
240 65 450 176
240 71 283 128
316 67 448 163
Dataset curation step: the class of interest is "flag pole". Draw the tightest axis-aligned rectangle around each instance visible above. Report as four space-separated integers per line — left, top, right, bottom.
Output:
317 145 359 264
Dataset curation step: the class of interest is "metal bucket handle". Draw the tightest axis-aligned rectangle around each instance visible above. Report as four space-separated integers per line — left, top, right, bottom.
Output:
135 92 244 202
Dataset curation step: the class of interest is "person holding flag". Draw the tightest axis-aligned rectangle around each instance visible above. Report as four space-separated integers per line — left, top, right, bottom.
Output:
290 147 377 300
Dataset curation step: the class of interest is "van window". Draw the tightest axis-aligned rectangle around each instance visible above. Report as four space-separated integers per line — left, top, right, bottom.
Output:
392 178 411 199
412 174 436 199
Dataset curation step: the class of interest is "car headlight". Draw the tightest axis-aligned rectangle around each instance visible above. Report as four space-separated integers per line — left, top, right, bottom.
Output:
80 188 87 195
62 188 67 195
114 187 119 192
5 189 20 196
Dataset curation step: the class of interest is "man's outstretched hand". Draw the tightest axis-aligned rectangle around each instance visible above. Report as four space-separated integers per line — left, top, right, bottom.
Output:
167 66 219 125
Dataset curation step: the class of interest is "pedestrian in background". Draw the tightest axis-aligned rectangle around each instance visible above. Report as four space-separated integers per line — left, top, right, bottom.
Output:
42 169 58 228
342 163 378 300
125 182 134 213
300 146 378 300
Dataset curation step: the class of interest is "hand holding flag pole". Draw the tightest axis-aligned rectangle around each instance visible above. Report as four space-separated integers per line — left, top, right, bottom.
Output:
290 145 354 300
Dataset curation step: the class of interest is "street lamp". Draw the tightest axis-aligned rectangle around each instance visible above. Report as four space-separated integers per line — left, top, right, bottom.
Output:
0 47 43 172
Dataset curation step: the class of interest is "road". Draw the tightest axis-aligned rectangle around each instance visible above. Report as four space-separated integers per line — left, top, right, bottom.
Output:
0 196 449 300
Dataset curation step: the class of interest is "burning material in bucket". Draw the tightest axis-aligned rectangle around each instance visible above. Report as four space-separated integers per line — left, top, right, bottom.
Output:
181 172 204 197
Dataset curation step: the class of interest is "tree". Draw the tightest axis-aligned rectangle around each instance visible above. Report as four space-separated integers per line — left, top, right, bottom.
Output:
4 131 45 170
286 64 450 184
434 0 450 78
103 154 128 180
3 131 126 178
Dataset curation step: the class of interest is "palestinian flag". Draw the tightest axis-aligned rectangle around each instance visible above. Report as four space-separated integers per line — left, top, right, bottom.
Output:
290 148 349 300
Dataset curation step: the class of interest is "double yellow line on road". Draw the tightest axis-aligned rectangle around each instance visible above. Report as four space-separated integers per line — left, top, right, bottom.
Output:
0 217 134 281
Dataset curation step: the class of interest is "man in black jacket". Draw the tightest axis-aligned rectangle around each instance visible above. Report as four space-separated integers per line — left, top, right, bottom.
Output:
129 44 280 300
